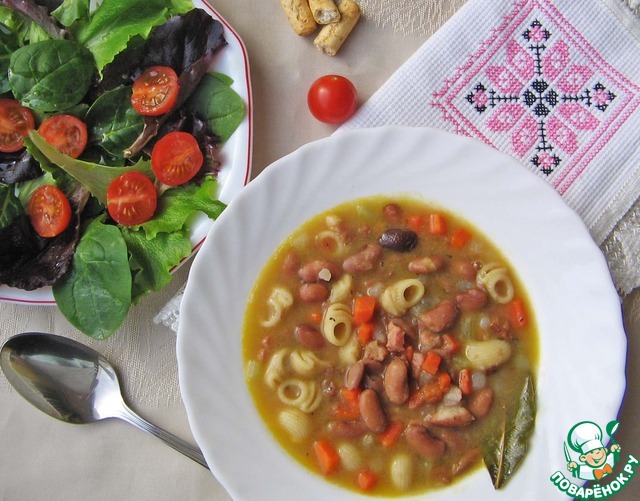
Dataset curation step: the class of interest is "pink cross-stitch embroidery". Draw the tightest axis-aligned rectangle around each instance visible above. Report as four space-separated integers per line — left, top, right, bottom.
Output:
432 0 640 193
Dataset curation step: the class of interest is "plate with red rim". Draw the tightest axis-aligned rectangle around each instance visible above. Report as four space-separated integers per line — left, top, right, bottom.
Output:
177 126 626 500
0 0 253 305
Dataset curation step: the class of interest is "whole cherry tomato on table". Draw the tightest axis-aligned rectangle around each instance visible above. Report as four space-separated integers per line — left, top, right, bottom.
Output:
151 131 203 186
0 99 35 153
107 171 157 226
307 75 358 124
131 66 180 116
38 114 88 159
28 185 72 238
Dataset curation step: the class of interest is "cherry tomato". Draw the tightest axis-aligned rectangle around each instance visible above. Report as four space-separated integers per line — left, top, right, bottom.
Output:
307 75 358 124
0 99 35 153
151 131 203 186
38 114 88 159
131 66 180 116
28 185 72 238
107 171 157 226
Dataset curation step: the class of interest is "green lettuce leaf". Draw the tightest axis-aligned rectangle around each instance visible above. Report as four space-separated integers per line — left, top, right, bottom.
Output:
141 176 225 238
53 216 132 340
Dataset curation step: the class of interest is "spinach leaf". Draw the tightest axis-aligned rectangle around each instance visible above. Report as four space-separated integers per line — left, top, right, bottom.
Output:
9 39 94 112
141 176 225 239
0 182 22 227
186 72 245 143
27 130 153 205
122 225 192 300
53 216 131 340
72 0 171 75
482 374 536 489
0 23 18 93
85 85 143 158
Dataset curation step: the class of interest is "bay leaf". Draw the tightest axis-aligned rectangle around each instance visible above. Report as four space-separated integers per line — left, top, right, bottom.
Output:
482 373 536 489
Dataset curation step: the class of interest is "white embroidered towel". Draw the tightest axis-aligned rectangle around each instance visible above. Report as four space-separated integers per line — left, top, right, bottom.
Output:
339 0 640 294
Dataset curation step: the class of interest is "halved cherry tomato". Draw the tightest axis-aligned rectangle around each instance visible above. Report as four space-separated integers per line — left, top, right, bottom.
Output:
0 99 35 153
131 66 180 116
307 75 358 124
38 114 88 159
151 131 203 186
28 185 72 238
106 171 157 226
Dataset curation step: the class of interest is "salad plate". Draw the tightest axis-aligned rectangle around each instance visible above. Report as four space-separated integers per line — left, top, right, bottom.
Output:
0 0 253 305
177 126 626 500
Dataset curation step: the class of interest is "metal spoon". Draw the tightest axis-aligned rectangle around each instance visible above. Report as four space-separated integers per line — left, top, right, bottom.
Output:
0 332 208 469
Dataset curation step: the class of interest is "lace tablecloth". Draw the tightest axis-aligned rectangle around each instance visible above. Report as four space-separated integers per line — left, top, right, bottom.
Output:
1 1 639 500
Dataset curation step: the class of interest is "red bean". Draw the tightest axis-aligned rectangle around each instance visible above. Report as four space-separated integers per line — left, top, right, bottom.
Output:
382 203 403 223
359 388 387 433
408 255 445 274
451 259 477 281
343 244 383 274
405 424 446 457
345 360 365 390
298 260 339 283
294 324 325 350
383 358 409 405
467 387 494 418
419 300 459 333
299 283 329 302
455 288 488 311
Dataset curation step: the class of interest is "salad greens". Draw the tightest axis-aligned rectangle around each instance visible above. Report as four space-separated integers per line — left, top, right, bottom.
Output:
0 0 246 339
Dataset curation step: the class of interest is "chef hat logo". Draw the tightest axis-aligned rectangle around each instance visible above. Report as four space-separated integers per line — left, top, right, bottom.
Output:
568 421 604 454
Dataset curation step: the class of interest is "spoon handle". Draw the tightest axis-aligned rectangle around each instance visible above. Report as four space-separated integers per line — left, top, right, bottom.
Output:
117 404 209 469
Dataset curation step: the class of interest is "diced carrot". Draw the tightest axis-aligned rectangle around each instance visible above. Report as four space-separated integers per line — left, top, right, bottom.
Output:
332 403 360 420
406 214 424 233
421 350 442 375
451 227 472 249
313 439 341 476
442 333 460 354
357 469 379 492
341 387 361 405
429 213 448 236
459 368 473 396
352 295 377 325
378 421 404 447
506 298 527 329
438 371 452 391
408 382 443 409
308 308 322 324
357 322 374 344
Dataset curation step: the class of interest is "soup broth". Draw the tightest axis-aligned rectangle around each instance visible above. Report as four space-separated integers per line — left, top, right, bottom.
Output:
243 196 537 496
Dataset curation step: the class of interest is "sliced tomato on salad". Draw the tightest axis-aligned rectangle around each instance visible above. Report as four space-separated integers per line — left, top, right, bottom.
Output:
106 171 158 226
131 66 180 116
151 131 203 186
0 99 35 153
38 114 88 159
28 185 72 238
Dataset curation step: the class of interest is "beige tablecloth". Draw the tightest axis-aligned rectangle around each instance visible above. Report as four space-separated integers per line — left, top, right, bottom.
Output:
1 1 639 500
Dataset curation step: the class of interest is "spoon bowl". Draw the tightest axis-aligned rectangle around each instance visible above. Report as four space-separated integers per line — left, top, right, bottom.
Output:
1 332 208 468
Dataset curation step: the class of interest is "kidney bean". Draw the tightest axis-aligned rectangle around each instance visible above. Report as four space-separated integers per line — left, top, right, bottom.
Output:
343 244 383 274
294 324 325 350
455 288 488 311
281 250 300 276
451 259 477 281
408 255 445 274
345 360 365 390
298 260 340 283
327 419 367 438
451 448 482 476
359 388 387 433
467 387 494 418
299 283 329 303
405 424 446 458
382 203 403 223
383 358 409 405
419 300 459 333
427 405 474 427
379 228 418 252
